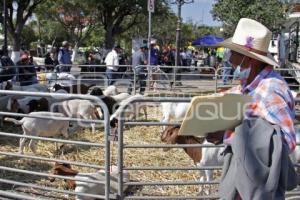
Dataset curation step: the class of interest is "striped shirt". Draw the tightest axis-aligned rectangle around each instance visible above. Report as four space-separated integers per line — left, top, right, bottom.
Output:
224 66 296 153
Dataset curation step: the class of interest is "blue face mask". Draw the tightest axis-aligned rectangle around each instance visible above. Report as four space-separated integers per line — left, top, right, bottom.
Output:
233 65 251 80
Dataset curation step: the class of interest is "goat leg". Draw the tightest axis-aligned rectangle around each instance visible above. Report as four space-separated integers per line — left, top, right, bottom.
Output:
29 139 37 154
19 138 27 154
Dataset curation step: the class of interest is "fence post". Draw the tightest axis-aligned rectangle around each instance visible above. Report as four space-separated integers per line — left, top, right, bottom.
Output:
215 67 218 93
103 99 111 200
117 115 125 199
147 65 151 91
173 65 176 89
133 67 137 95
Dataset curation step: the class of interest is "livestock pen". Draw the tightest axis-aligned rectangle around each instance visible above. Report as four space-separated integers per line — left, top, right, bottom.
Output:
1 92 300 199
0 64 300 199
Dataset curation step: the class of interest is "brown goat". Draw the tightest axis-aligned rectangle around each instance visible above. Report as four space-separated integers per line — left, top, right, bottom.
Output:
161 126 204 164
27 97 49 112
50 162 78 189
53 83 95 94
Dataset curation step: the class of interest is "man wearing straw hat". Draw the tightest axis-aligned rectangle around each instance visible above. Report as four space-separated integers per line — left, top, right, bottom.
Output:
205 18 297 199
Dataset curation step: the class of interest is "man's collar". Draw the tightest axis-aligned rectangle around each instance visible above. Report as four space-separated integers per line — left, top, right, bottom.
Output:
242 66 273 93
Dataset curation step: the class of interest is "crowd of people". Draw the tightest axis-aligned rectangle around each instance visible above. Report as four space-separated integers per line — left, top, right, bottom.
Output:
0 37 236 91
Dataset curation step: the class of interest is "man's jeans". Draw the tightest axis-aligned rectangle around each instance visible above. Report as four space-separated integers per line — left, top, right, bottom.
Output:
128 67 147 94
106 69 118 86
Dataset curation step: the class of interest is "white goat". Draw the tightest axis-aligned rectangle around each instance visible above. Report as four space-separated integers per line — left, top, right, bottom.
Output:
52 164 129 200
53 99 101 133
103 85 118 96
160 126 223 182
75 167 129 200
5 112 69 154
111 92 131 103
110 94 147 123
196 140 224 182
48 89 69 107
161 102 190 128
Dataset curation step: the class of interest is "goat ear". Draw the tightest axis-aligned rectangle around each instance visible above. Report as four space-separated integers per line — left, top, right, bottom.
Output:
54 164 78 176
167 127 179 144
160 127 168 141
161 126 178 144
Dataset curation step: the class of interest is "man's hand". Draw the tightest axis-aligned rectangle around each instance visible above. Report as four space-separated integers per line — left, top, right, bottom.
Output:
205 130 224 145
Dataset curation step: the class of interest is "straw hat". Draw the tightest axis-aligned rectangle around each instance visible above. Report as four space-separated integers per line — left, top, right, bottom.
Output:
218 18 278 67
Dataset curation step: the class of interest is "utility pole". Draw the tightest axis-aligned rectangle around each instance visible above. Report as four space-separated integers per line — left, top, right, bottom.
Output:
3 0 7 56
171 0 194 85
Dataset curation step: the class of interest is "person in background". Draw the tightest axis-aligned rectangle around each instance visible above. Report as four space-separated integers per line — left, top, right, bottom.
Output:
173 48 185 86
105 45 122 86
0 48 16 84
180 48 187 67
209 48 216 68
128 45 148 95
118 48 128 74
193 51 200 69
45 52 55 71
160 46 173 73
221 48 232 85
57 41 72 72
81 52 96 73
277 27 286 68
149 40 159 89
16 52 38 86
186 48 193 67
150 40 159 66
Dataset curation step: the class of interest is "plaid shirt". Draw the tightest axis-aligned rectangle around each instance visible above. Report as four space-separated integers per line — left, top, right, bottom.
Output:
224 66 296 153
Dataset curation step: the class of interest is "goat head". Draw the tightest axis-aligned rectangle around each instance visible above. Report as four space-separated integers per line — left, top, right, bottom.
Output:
50 162 78 189
161 126 180 151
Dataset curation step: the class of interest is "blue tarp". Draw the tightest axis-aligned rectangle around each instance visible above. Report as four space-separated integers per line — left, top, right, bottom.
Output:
192 35 224 46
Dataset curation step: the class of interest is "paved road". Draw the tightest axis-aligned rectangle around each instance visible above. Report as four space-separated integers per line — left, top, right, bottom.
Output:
67 65 230 95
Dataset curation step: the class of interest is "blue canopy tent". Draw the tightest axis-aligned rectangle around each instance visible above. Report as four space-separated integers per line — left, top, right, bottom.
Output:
192 35 224 46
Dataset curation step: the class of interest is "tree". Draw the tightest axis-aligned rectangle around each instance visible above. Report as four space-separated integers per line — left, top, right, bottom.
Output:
121 7 177 47
19 23 38 50
30 20 69 47
93 0 170 49
36 0 98 47
0 0 45 62
212 0 285 36
36 0 99 62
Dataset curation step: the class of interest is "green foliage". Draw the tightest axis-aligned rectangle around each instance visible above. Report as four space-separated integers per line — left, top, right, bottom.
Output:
20 24 38 50
1 0 45 51
85 26 105 47
92 0 171 48
122 5 217 49
1 0 220 52
212 0 286 36
35 0 98 47
29 20 69 48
